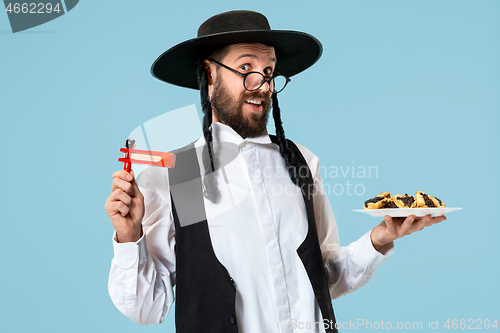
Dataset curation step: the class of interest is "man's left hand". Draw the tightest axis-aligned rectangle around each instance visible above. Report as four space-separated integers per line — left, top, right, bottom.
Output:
370 214 447 253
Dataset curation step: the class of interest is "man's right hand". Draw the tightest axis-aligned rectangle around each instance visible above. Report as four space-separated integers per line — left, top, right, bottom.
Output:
104 170 145 243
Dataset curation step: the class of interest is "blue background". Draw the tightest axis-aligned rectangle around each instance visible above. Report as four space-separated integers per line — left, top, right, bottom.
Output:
1 0 499 332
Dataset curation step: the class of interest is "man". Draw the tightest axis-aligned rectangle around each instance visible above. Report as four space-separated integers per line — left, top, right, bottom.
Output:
105 10 446 333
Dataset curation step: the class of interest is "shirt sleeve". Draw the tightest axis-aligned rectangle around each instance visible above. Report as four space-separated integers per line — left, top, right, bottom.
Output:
294 142 394 300
108 166 176 325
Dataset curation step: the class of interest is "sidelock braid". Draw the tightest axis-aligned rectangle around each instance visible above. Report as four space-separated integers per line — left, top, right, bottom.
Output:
197 60 215 172
196 60 219 203
272 93 306 188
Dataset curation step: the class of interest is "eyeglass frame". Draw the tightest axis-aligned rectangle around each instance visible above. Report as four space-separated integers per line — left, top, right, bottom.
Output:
207 58 291 94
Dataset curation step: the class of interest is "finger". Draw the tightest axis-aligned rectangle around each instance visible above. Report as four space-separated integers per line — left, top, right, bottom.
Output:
107 188 132 206
111 170 142 199
412 215 430 231
416 214 431 227
399 215 417 235
111 177 133 195
128 170 144 199
428 215 447 226
105 200 130 217
384 215 396 234
112 170 134 182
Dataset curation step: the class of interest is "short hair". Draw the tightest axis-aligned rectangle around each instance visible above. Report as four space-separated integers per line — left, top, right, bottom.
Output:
208 45 231 62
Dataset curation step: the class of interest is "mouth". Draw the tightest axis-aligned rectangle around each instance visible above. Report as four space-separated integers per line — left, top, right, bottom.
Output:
244 99 263 113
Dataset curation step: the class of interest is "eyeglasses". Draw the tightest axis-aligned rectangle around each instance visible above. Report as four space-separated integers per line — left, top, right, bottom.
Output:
208 59 291 94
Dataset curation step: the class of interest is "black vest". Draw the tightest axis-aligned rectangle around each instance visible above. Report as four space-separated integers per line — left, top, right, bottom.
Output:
169 136 338 333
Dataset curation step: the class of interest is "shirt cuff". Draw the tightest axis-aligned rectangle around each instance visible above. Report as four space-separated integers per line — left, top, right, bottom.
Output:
112 228 148 269
349 230 394 274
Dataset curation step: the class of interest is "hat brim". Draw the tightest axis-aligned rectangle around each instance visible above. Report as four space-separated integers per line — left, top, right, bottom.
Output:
150 30 322 89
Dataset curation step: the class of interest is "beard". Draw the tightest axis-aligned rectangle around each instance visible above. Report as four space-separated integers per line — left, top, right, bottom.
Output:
210 76 271 139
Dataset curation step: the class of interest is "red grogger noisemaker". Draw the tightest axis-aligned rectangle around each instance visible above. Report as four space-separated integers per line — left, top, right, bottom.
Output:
119 138 176 172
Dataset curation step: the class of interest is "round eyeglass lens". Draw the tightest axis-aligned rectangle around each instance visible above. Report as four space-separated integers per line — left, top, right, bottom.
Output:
272 75 287 93
244 73 287 92
244 73 264 91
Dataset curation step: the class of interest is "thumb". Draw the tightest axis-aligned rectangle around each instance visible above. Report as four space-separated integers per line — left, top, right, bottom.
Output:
129 169 142 197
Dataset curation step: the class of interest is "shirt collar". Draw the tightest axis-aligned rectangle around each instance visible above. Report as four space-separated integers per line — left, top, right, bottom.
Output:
211 121 272 145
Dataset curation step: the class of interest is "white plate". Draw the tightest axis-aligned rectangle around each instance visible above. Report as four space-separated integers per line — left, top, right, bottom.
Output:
353 207 462 217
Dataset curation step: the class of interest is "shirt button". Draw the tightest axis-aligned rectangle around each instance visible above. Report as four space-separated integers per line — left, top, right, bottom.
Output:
230 316 236 325
240 141 246 148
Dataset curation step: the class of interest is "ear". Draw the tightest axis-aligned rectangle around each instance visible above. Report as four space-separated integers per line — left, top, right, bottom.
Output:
203 59 217 98
202 59 216 84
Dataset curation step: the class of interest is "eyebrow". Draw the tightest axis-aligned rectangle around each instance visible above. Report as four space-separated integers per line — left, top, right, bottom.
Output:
235 54 277 64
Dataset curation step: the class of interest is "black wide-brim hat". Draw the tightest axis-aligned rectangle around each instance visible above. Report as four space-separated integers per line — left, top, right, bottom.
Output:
150 10 323 89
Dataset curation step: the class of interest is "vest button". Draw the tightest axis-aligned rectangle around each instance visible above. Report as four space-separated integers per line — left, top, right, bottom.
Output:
230 316 236 325
230 277 234 283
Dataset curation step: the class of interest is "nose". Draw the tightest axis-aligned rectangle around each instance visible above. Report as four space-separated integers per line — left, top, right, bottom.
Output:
258 76 272 93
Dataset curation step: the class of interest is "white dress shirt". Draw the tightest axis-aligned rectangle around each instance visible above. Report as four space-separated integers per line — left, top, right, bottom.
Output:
108 122 393 332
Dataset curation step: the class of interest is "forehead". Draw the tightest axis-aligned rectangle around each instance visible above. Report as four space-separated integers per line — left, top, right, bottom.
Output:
222 43 276 63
